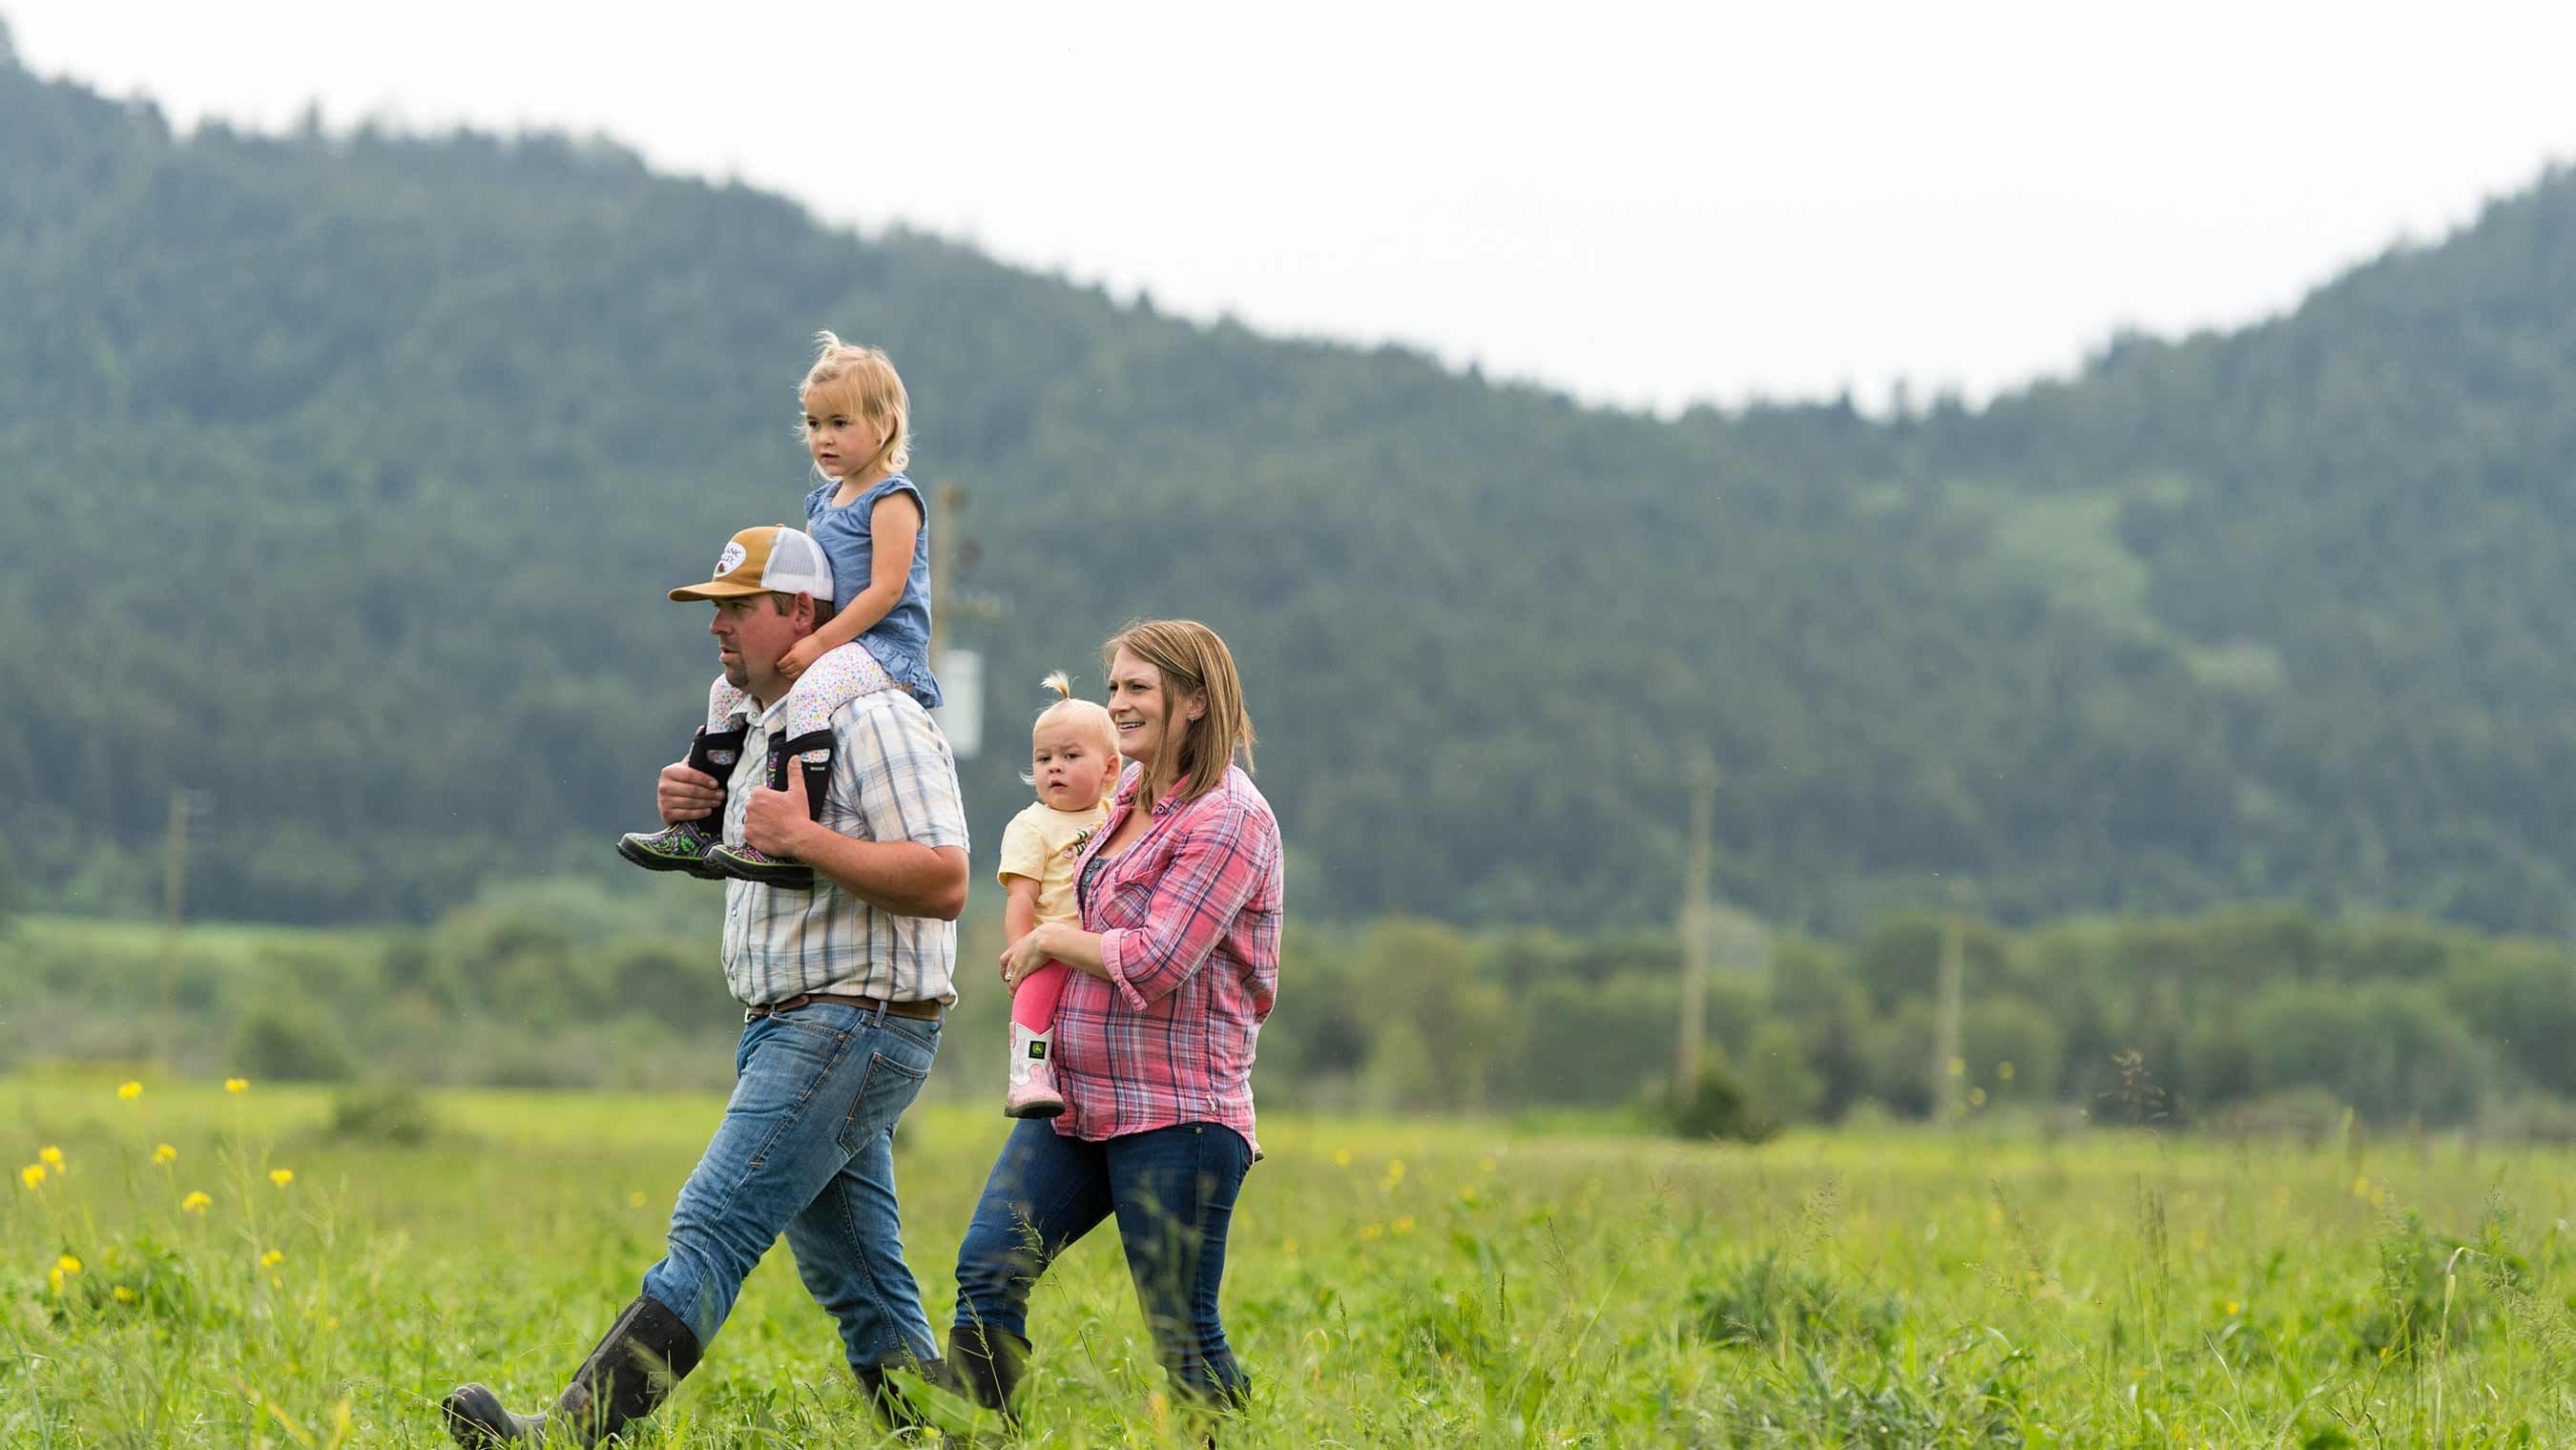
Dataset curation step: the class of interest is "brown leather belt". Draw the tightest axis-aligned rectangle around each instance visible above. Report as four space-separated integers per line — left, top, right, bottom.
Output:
743 991 945 1024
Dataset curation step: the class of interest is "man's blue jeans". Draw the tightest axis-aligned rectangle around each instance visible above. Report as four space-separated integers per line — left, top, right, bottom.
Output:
952 1118 1254 1404
639 1000 943 1373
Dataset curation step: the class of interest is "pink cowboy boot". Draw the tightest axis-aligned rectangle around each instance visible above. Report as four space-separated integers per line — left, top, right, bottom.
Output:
1003 1022 1065 1119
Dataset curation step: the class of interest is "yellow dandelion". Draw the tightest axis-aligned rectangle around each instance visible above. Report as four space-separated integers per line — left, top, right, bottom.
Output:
269 1169 295 1189
224 1078 249 1094
1282 1238 1299 1254
2352 1174 2370 1198
1944 1056 1965 1078
627 1191 648 1209
1384 1159 1406 1181
2226 1300 2242 1315
48 1268 64 1294
20 1164 45 1190
324 1316 340 1331
1392 1215 1416 1234
260 1250 284 1269
1459 1186 1478 1204
57 1255 81 1275
1360 1223 1385 1241
1997 1061 2017 1082
181 1191 212 1213
117 1081 143 1100
153 1144 177 1165
1332 1148 1352 1167
1968 1087 1988 1108
112 1285 136 1304
40 1146 64 1169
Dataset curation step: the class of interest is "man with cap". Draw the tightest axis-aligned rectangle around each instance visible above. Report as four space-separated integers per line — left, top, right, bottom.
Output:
443 525 971 1446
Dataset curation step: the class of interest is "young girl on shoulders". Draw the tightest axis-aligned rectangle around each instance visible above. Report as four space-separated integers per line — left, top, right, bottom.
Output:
617 332 942 888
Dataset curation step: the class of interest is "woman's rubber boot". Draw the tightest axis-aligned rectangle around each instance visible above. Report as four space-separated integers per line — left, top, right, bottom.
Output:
1003 1023 1066 1119
617 724 746 879
707 730 832 888
442 1295 702 1446
945 1323 1031 1428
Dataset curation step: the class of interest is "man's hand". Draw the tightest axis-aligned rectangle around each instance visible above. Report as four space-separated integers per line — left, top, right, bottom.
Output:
778 635 826 679
742 759 818 859
657 760 724 825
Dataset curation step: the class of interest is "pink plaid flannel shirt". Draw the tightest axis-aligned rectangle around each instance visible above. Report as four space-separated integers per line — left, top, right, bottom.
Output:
1050 763 1283 1156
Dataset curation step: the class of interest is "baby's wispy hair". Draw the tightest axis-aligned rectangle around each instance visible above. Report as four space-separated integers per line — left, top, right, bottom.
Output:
1021 671 1119 786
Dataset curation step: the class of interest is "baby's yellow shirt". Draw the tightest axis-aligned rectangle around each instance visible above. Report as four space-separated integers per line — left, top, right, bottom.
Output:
996 798 1114 927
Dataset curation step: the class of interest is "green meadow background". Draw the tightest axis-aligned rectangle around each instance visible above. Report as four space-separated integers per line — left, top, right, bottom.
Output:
12 1071 2576 1447
19 18 2576 1443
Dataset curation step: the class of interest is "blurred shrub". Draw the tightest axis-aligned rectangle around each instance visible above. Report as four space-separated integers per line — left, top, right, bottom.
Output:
2251 982 2485 1124
1668 1058 1775 1143
230 1003 354 1083
601 937 729 1029
328 1080 435 1144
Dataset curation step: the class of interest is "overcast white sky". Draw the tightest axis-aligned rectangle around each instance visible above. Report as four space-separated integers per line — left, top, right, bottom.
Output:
13 2 2576 416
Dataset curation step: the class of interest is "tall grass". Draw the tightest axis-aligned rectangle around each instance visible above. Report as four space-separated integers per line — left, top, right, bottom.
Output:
7 1071 2575 1445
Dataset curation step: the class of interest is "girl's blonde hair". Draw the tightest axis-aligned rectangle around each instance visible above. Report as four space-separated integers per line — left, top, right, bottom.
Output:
797 331 911 476
1102 619 1255 803
1021 671 1118 787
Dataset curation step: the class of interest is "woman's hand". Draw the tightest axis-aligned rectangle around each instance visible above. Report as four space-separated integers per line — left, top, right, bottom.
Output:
1000 923 1061 991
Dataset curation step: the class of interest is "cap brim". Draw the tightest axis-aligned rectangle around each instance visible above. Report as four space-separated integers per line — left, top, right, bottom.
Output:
667 581 772 603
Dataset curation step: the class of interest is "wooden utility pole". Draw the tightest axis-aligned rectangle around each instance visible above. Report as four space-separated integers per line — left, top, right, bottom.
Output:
927 482 964 661
157 788 190 1073
1675 752 1717 1095
1933 879 1969 1125
925 482 1007 758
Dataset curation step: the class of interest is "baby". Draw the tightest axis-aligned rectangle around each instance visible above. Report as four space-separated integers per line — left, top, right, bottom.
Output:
994 673 1122 1117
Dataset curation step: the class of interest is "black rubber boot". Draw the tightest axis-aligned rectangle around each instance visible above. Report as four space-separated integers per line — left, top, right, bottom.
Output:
853 1362 942 1436
443 1295 703 1446
707 730 834 888
944 1323 1031 1427
616 724 747 879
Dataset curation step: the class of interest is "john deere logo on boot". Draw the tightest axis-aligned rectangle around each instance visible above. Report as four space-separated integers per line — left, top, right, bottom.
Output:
1026 1042 1047 1060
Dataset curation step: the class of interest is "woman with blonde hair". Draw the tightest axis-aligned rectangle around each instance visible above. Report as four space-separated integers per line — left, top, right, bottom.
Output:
944 619 1283 1422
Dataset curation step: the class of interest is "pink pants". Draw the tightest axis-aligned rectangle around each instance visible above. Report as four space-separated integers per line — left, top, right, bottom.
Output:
1010 962 1070 1032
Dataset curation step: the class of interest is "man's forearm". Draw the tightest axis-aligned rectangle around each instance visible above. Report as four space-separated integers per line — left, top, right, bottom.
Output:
799 831 968 920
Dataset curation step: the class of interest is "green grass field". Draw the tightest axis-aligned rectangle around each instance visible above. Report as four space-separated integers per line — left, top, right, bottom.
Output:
7 1070 2575 1447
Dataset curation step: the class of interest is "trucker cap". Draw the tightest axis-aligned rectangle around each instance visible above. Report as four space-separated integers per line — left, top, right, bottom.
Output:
667 525 836 604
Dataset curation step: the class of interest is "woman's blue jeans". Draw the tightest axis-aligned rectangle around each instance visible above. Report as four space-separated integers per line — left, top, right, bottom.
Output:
952 1118 1255 1404
638 1000 943 1374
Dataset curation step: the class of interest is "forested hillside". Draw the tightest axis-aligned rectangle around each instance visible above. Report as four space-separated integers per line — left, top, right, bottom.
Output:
6 40 2576 933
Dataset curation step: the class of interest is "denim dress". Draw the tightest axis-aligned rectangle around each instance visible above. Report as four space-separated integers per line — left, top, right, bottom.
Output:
804 473 942 708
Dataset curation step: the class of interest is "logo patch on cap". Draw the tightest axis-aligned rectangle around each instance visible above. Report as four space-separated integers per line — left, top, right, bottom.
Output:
714 542 748 577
